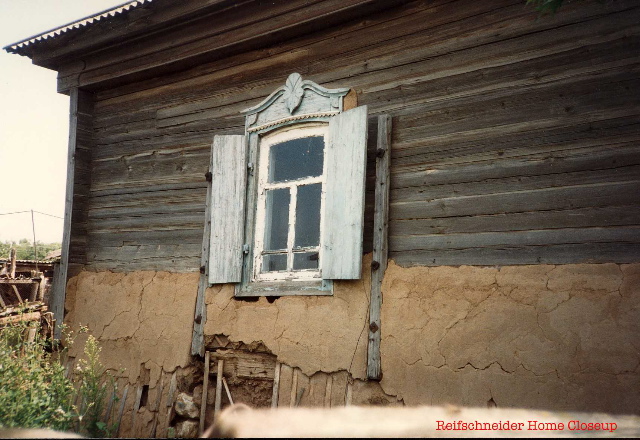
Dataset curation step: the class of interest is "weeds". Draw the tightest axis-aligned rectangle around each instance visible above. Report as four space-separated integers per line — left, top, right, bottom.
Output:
0 317 120 437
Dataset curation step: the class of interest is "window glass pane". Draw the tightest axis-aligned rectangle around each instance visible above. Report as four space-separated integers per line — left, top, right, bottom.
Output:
294 183 322 248
269 136 324 182
293 252 319 270
263 254 288 272
264 188 289 251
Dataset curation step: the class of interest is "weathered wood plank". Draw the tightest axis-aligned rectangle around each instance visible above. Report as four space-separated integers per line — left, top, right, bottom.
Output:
392 243 640 267
391 205 640 237
391 180 640 220
213 349 277 380
214 360 224 419
392 164 640 204
115 384 129 438
271 362 281 408
192 135 245 355
323 106 368 279
208 135 247 284
89 258 200 273
52 88 92 340
87 213 205 232
394 73 640 146
88 229 204 247
57 0 409 92
367 115 391 381
392 140 640 190
199 351 210 436
88 244 201 261
392 226 640 252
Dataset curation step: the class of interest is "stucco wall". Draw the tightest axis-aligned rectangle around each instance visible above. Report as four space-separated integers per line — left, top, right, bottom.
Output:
64 261 639 422
65 271 199 385
380 262 640 414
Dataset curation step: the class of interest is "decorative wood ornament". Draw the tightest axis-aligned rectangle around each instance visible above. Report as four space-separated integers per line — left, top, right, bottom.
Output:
242 72 350 134
283 72 304 114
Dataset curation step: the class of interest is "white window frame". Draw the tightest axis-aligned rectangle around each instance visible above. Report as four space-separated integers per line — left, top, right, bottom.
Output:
252 124 328 282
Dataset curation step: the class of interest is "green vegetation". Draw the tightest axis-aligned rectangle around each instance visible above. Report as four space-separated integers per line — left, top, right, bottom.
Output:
0 239 61 261
0 320 120 437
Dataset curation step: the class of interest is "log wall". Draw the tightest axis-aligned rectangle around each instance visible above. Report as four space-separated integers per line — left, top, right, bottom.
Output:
82 0 640 271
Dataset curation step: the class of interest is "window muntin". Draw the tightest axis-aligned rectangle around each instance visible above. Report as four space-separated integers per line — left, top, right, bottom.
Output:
253 125 328 282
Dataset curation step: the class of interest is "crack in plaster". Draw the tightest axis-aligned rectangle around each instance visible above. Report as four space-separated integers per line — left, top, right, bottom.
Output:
457 361 513 374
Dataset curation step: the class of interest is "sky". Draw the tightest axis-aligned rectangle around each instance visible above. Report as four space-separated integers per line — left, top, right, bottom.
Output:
0 0 127 244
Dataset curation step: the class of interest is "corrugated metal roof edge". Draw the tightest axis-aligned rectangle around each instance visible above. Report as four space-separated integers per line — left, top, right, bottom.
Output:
3 0 153 54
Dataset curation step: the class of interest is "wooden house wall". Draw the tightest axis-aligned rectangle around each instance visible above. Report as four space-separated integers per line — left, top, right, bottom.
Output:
83 0 640 272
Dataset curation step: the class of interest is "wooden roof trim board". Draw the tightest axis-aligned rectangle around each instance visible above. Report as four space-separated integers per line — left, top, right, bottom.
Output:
3 0 239 69
4 0 408 93
3 0 152 54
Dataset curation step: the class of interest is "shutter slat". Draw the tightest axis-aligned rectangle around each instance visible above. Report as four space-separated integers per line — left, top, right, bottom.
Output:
208 135 247 284
322 106 368 279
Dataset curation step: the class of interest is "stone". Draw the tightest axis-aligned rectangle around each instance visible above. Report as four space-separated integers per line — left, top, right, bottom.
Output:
175 420 199 438
193 384 203 405
175 392 199 419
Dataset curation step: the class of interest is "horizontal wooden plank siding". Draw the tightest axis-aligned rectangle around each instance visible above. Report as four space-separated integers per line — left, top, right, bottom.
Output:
81 0 640 271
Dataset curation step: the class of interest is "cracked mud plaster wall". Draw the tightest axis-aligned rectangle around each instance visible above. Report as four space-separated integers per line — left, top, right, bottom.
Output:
380 262 640 414
204 254 373 380
65 271 199 385
64 261 639 417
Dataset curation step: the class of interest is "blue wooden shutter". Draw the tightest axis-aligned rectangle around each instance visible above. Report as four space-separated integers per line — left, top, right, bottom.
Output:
208 135 247 284
322 106 368 279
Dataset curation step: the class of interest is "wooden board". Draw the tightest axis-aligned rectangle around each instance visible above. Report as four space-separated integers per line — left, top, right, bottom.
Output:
322 106 368 279
52 88 93 339
208 135 247 284
367 115 391 380
211 349 277 380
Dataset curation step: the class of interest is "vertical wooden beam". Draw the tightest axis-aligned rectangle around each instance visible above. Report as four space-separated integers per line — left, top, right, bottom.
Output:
166 371 178 408
115 384 129 438
289 368 298 408
51 88 92 340
191 155 214 357
323 374 333 408
37 274 46 302
9 248 16 278
271 361 281 408
131 384 143 434
151 373 165 438
199 352 210 436
367 115 391 380
214 359 224 420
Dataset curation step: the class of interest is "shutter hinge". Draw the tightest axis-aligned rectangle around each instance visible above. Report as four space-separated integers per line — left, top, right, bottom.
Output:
204 171 212 182
243 244 250 254
247 162 254 175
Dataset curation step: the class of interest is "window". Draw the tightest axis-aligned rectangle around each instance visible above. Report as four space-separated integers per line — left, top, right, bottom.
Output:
253 125 327 282
206 73 368 296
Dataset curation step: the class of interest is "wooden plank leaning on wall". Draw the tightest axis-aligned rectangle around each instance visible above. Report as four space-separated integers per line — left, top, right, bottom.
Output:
367 114 391 380
51 87 93 340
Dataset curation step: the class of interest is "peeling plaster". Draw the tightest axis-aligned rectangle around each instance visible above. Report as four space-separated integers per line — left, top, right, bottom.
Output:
204 254 373 379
